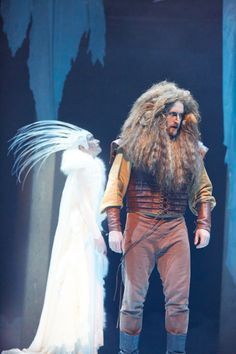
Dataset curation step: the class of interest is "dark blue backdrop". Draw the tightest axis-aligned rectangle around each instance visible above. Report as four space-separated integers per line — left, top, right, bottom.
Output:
0 1 224 353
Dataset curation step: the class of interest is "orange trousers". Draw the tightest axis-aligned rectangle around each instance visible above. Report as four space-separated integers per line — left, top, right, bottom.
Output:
120 212 190 336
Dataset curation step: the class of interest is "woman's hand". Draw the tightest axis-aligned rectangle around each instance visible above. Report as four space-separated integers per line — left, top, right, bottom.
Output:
94 236 107 255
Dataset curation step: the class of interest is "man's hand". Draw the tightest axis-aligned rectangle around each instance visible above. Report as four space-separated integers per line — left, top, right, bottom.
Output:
194 228 210 249
94 236 107 255
109 230 123 253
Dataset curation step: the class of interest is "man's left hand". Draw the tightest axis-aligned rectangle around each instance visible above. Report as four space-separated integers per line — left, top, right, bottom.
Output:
194 228 210 249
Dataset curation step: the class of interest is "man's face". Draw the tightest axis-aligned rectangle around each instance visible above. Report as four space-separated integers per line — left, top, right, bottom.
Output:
166 101 184 138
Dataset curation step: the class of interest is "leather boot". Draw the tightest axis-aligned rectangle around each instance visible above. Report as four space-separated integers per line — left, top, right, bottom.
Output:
166 332 187 353
118 331 140 354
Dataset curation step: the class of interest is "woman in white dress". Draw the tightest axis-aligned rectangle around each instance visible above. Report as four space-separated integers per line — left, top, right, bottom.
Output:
4 121 108 354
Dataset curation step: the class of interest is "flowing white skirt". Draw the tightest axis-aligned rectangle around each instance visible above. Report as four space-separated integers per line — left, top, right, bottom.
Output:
3 164 108 354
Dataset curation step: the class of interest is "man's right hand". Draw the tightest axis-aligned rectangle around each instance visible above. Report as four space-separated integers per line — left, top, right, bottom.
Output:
108 231 123 253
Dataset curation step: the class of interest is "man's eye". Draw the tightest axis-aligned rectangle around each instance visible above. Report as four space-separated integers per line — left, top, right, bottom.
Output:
168 112 184 119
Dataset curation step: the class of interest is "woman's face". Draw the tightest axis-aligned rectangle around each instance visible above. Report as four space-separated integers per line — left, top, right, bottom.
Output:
83 133 101 157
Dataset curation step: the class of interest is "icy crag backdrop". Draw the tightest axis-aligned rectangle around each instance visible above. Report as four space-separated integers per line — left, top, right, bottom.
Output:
1 0 232 353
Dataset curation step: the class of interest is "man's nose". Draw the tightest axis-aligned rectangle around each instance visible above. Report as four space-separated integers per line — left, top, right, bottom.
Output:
174 115 181 123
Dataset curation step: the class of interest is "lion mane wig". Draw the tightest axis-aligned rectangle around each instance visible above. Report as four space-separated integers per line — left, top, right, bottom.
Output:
119 81 203 192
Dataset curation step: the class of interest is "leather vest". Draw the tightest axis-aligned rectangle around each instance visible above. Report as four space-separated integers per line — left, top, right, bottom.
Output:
126 169 188 217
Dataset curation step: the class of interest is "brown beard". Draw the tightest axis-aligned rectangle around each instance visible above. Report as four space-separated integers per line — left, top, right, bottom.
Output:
120 118 202 193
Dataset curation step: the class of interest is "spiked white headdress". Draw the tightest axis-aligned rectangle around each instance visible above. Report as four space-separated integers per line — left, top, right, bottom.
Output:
9 120 91 183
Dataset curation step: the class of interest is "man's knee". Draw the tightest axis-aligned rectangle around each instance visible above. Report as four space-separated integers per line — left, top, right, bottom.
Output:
166 303 189 334
120 311 143 335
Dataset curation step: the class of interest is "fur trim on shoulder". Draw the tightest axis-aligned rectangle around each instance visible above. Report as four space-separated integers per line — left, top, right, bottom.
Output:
60 149 94 176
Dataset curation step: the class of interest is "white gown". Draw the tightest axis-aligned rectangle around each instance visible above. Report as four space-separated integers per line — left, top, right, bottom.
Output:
3 149 108 354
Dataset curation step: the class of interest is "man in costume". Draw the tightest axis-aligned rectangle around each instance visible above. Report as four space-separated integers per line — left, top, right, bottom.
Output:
101 81 216 354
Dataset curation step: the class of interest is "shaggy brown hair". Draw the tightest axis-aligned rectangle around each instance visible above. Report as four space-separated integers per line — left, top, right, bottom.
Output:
119 81 203 192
